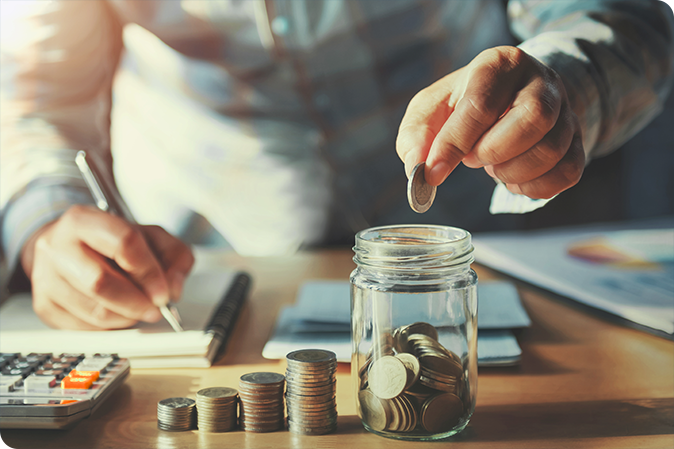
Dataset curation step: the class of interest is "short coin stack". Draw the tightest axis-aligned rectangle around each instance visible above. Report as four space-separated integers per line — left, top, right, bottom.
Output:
285 349 338 435
238 372 286 432
157 397 197 431
196 387 238 432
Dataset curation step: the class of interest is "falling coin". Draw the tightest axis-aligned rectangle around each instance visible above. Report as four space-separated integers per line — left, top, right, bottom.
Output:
407 162 436 213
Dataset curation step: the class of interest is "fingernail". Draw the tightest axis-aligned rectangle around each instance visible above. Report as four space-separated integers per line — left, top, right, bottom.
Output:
484 165 497 178
147 281 170 307
462 153 483 169
507 183 523 195
171 273 185 301
142 307 162 323
427 161 451 186
404 159 417 179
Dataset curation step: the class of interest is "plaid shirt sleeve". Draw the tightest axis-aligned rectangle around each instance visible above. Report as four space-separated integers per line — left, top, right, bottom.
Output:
0 1 122 284
509 0 674 160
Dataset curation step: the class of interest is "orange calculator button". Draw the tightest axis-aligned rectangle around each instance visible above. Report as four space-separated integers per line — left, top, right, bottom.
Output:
61 376 93 389
69 370 100 381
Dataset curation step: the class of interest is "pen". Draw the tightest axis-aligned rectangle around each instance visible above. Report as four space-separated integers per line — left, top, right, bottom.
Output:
75 150 184 332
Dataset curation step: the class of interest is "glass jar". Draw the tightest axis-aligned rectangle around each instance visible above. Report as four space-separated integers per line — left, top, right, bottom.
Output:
350 225 478 441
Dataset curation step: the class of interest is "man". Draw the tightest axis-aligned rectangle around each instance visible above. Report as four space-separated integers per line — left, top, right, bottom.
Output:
1 0 672 329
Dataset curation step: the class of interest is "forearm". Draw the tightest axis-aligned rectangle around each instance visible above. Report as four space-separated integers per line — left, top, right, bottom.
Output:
0 1 123 278
509 0 674 160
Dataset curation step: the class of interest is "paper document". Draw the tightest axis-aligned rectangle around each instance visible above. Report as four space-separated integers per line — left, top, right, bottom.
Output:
472 218 674 337
263 280 528 366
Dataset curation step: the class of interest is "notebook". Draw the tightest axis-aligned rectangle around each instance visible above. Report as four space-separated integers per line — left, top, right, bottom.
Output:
0 270 251 368
262 280 529 366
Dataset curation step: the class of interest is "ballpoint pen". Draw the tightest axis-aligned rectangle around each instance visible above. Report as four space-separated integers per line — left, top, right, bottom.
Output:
75 150 184 332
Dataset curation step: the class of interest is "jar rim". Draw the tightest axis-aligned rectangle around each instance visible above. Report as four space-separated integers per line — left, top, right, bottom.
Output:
355 224 470 246
354 225 474 269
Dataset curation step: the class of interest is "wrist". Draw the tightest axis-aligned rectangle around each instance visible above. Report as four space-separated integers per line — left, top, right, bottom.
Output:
20 220 56 278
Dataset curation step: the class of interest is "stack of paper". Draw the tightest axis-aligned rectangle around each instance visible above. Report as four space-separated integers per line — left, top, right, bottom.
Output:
263 280 530 366
473 219 674 338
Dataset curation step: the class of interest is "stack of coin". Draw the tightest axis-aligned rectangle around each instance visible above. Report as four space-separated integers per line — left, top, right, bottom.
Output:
157 397 197 431
196 387 238 432
238 372 286 432
285 349 338 435
357 322 467 435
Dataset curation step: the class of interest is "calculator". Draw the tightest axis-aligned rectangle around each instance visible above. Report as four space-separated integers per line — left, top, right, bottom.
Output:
0 352 130 429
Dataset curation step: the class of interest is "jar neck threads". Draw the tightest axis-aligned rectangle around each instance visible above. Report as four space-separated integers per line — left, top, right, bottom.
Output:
353 225 474 277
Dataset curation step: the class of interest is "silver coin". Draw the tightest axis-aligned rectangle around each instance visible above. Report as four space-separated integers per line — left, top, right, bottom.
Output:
158 397 196 409
286 349 336 365
288 422 337 435
407 162 436 213
284 372 334 382
240 372 285 385
197 387 238 399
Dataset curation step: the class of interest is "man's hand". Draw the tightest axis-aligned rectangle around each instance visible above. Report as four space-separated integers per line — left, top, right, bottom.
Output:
397 46 585 199
21 205 195 330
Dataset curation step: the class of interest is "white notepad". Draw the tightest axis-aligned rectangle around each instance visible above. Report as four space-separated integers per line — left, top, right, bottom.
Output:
0 270 250 368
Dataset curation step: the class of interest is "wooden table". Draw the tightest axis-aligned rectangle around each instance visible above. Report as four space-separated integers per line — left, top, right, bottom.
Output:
2 249 673 449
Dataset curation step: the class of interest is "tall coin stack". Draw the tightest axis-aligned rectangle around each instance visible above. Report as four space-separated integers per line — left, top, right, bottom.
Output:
196 387 238 432
157 397 197 431
238 372 286 432
285 349 338 435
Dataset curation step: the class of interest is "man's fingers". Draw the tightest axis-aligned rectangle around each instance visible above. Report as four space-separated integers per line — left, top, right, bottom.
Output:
60 206 170 306
141 225 195 301
33 296 105 331
48 272 139 329
466 72 562 168
508 134 585 199
49 238 163 322
396 71 461 178
425 48 525 185
489 103 575 184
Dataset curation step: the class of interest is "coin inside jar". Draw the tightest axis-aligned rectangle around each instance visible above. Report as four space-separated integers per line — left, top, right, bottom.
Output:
421 393 464 433
358 390 390 431
368 356 408 400
394 353 420 389
407 162 437 213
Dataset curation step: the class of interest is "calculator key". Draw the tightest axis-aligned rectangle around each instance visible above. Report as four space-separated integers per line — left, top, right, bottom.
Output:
14 360 39 370
42 362 71 370
92 353 119 360
77 357 112 371
35 369 65 379
2 367 32 377
0 375 22 392
23 376 56 390
61 376 94 389
69 370 100 382
54 357 80 365
58 353 85 360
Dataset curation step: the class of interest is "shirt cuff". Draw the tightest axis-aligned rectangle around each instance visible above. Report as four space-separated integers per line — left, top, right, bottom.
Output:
1 183 95 290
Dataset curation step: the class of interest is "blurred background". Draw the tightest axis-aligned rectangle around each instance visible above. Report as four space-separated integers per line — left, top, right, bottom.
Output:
1 0 672 256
